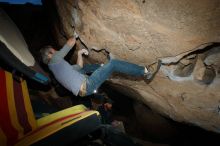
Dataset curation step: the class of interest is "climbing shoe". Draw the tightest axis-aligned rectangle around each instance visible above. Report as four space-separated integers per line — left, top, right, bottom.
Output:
144 59 162 80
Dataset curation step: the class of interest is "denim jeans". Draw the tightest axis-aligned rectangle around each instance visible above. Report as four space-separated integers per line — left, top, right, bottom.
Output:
79 64 101 74
84 59 145 96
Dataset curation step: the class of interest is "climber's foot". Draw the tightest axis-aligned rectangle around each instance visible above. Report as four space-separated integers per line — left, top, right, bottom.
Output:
144 59 162 80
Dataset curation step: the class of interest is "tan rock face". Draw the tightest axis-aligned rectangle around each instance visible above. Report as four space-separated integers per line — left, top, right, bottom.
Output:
52 0 220 132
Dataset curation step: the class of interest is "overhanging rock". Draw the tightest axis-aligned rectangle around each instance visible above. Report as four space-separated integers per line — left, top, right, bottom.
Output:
44 0 220 133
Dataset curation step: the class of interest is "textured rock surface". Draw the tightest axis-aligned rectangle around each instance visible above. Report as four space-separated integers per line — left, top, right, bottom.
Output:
51 0 220 132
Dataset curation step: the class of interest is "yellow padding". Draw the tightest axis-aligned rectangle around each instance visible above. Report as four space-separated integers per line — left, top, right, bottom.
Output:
5 72 24 138
21 80 37 130
16 110 99 146
37 104 88 126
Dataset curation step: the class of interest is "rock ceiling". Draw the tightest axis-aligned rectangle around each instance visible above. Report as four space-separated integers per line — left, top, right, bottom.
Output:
46 0 220 132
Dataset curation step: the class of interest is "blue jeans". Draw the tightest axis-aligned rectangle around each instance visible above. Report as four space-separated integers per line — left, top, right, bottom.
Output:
79 64 102 74
83 59 145 96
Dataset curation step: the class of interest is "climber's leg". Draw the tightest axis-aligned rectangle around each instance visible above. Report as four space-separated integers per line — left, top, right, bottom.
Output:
85 59 145 96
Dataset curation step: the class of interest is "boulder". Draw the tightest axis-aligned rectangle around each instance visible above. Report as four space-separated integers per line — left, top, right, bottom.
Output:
45 0 220 133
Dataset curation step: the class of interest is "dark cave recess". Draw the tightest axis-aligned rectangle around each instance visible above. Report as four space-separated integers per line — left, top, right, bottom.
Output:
102 83 220 146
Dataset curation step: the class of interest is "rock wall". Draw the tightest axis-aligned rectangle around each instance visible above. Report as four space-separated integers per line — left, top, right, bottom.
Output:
48 0 220 132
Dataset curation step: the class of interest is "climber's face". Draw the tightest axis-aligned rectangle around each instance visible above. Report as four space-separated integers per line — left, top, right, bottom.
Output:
47 48 56 61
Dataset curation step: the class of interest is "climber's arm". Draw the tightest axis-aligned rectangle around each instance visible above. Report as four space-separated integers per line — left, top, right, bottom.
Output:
56 37 76 58
76 49 89 68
